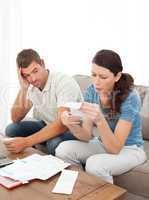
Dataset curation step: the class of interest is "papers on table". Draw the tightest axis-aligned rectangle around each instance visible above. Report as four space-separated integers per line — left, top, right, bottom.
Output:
52 169 78 194
0 154 79 192
0 154 70 183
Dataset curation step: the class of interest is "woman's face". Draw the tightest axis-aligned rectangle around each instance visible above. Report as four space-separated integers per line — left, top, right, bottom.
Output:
91 63 121 95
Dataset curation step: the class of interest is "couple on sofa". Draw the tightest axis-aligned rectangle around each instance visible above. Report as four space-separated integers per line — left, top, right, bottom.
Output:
4 48 146 184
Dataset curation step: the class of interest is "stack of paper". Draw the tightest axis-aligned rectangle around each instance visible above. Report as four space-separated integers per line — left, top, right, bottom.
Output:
0 154 70 188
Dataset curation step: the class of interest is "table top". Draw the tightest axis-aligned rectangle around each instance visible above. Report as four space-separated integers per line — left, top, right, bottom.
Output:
0 147 127 200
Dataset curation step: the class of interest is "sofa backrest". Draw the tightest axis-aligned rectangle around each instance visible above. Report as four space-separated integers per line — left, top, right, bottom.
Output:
73 74 149 141
73 74 92 95
140 90 149 140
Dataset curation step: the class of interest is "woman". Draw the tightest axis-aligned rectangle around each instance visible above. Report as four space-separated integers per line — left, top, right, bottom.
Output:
56 49 146 183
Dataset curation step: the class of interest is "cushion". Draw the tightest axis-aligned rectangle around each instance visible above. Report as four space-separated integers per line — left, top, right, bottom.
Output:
114 159 149 198
73 75 92 95
140 91 149 140
123 192 149 200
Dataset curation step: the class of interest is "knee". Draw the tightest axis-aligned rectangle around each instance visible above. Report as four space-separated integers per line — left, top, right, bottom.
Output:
5 123 21 137
85 155 105 176
86 156 96 175
86 155 114 183
55 141 73 160
46 137 63 155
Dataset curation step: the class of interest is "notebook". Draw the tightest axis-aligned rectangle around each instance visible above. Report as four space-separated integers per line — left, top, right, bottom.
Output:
0 176 22 189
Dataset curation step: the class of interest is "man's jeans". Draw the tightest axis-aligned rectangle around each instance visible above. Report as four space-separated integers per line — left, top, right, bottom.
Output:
5 120 76 155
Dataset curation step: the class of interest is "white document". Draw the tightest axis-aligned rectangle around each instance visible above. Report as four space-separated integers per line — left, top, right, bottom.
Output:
63 102 84 118
52 169 78 194
64 102 82 110
0 154 70 183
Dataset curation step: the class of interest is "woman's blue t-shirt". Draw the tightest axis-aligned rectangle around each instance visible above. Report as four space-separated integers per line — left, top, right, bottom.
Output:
84 84 144 147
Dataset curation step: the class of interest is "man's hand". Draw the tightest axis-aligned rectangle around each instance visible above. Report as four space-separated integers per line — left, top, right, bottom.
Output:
3 137 29 153
17 67 30 90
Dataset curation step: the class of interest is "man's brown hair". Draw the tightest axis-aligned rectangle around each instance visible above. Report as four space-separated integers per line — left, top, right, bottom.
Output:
16 49 41 68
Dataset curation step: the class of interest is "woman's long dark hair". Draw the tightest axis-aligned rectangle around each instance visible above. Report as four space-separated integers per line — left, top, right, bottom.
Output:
92 49 134 114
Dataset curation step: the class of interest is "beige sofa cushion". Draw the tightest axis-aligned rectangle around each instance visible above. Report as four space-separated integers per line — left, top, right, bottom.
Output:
73 75 92 94
114 160 149 198
114 140 149 198
140 91 149 140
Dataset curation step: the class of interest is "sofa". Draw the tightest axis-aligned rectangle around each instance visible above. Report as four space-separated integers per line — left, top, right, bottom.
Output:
73 74 149 200
37 74 149 199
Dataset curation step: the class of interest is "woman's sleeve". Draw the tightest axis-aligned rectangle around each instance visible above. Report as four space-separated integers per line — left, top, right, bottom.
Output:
120 91 141 122
84 84 94 103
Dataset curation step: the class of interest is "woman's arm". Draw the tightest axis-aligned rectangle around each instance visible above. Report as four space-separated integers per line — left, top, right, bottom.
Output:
81 102 132 154
61 111 93 141
96 117 132 154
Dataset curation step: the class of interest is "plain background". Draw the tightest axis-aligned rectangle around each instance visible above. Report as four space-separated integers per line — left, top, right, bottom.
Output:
0 0 149 130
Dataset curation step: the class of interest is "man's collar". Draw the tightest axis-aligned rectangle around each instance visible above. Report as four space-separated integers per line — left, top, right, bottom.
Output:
42 70 51 92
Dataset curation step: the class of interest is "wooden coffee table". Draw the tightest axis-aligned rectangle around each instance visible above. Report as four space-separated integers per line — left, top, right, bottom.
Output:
0 147 126 200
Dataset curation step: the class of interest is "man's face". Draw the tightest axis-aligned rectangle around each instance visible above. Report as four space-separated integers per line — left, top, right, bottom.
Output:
21 61 48 89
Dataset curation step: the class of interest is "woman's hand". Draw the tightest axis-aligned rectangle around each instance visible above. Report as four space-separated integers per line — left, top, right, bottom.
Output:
61 111 82 127
61 110 92 141
80 102 103 125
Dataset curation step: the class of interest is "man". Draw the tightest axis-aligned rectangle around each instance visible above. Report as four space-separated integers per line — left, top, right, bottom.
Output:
5 49 83 155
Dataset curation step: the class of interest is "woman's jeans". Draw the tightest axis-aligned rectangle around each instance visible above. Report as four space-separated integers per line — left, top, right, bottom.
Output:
5 120 76 155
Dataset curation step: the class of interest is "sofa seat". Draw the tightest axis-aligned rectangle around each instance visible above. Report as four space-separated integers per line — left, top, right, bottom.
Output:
114 141 149 198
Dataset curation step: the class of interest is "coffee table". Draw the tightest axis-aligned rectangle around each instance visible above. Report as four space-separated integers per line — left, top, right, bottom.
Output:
0 147 127 200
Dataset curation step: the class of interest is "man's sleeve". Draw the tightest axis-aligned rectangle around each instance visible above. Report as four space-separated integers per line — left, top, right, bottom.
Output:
56 75 83 107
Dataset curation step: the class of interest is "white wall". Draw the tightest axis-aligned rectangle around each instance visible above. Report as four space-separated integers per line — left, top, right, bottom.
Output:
20 0 149 85
0 0 149 130
0 0 22 131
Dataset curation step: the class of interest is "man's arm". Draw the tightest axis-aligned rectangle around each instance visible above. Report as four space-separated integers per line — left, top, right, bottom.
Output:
25 107 68 146
11 67 33 122
4 107 69 153
11 88 33 122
